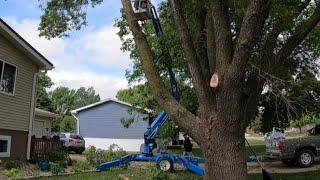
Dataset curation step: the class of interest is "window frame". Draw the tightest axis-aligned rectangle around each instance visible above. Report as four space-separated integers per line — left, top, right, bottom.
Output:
0 59 17 96
0 135 11 157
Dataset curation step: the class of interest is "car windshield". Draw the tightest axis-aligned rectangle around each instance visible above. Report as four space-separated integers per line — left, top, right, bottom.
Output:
70 135 83 140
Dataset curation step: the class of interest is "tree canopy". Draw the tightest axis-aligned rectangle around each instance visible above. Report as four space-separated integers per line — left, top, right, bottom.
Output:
36 75 100 132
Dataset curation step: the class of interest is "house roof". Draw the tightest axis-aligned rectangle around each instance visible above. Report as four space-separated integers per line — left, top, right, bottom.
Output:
35 108 58 119
71 98 151 114
0 18 54 70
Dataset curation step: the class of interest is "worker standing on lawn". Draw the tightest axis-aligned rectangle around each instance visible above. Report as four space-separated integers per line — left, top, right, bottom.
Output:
183 134 193 156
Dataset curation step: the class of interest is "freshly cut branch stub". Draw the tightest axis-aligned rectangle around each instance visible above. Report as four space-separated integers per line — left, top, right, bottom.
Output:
210 73 219 88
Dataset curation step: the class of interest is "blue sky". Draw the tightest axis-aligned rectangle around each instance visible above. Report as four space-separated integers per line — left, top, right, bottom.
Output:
0 0 163 98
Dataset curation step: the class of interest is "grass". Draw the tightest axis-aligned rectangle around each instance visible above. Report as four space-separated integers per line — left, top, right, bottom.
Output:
249 171 320 180
37 168 320 180
37 168 202 180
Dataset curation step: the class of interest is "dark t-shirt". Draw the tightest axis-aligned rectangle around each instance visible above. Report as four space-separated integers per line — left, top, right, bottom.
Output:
184 137 192 152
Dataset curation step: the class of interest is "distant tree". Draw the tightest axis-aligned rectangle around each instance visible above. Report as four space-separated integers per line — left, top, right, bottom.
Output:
36 74 53 109
50 87 75 115
50 86 100 132
60 115 77 133
72 87 101 110
290 113 319 133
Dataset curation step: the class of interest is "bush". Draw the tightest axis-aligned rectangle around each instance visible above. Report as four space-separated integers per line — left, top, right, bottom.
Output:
31 167 40 177
34 149 69 164
48 150 69 163
50 162 65 175
4 160 24 169
71 162 92 173
3 168 22 179
84 144 127 165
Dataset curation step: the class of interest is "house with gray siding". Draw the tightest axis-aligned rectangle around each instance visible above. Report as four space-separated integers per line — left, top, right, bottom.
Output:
0 18 54 162
71 99 149 151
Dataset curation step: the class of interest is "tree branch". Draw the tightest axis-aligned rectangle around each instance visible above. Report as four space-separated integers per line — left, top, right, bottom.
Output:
210 0 233 73
121 0 201 140
206 9 216 74
194 9 211 82
227 0 270 82
260 0 312 70
170 0 215 112
274 6 320 67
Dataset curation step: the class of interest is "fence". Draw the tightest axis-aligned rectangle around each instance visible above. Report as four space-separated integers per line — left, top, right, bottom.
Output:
30 138 61 160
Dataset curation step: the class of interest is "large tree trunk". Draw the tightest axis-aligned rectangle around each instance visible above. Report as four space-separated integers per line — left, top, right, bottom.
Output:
199 88 248 180
202 127 247 180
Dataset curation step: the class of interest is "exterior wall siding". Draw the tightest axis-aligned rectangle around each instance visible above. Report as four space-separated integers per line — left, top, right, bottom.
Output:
0 34 38 132
77 101 148 148
33 115 52 138
0 128 28 162
84 138 144 152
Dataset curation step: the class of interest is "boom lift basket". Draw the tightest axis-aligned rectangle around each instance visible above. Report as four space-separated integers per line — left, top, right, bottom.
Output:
131 0 152 21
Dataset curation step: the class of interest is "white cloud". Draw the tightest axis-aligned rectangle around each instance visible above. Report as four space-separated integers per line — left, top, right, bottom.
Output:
76 26 131 68
4 17 129 98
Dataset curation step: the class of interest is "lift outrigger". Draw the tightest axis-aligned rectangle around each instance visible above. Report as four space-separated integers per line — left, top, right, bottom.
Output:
96 0 205 176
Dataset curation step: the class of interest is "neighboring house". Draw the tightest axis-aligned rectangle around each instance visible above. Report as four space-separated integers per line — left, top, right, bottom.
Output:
32 108 58 139
71 99 149 151
0 18 54 162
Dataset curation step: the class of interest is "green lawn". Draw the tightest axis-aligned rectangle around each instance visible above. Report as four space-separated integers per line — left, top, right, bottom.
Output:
37 168 320 180
249 171 320 180
37 168 202 180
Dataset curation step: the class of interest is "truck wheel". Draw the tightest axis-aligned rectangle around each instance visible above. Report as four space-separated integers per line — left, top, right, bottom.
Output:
297 149 314 168
157 157 173 172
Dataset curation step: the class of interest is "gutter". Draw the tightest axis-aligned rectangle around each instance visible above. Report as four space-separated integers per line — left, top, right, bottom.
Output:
26 71 39 160
71 111 80 135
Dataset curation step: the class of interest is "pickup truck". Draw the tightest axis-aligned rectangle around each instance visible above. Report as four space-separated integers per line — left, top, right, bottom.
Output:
266 124 320 168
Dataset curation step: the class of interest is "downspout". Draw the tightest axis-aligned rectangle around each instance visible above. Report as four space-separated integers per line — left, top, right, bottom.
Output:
71 112 80 135
26 71 39 160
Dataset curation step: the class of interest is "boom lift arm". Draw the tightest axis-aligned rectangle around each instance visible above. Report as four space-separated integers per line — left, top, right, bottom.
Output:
142 5 179 155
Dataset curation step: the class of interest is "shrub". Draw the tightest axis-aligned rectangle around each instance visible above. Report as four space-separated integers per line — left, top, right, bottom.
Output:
4 160 24 169
83 146 99 165
34 149 69 164
71 162 92 173
3 168 22 179
84 144 127 165
48 150 69 163
50 162 65 175
31 167 40 177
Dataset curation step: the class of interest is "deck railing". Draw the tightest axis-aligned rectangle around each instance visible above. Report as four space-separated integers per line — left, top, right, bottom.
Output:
30 138 61 160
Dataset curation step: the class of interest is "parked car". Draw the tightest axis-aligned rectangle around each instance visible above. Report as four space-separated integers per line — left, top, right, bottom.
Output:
266 124 320 168
57 133 85 154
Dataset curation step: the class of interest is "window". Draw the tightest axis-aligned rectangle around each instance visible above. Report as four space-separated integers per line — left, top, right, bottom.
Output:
70 135 83 140
0 135 11 157
0 60 17 95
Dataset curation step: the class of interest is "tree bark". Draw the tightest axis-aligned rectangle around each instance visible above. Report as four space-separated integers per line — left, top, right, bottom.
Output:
201 105 247 180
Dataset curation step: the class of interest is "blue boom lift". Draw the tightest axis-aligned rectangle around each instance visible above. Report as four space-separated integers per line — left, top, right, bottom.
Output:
96 0 205 176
